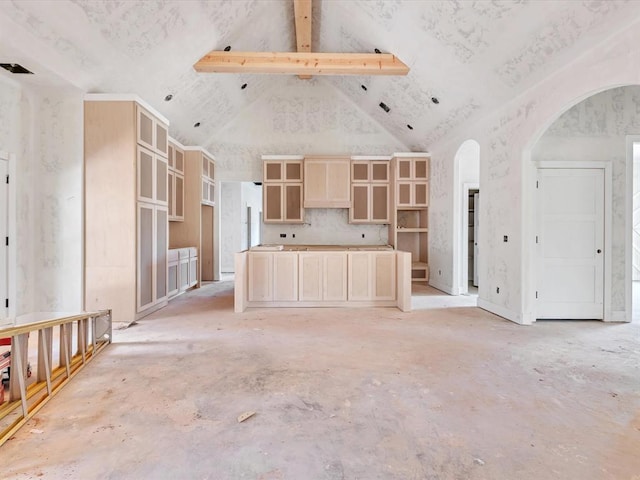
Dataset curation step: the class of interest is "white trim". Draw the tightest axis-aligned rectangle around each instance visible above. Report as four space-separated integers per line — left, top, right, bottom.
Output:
83 93 170 126
477 299 529 325
428 279 456 295
531 162 612 322
392 152 430 158
261 155 304 161
624 135 640 323
0 151 17 322
350 155 391 161
609 310 627 322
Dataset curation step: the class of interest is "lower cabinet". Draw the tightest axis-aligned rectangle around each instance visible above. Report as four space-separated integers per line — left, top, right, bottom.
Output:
168 247 198 299
137 203 168 314
348 252 396 301
168 249 179 298
298 252 347 302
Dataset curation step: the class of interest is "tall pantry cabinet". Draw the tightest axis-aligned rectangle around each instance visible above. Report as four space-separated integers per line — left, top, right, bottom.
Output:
84 96 170 323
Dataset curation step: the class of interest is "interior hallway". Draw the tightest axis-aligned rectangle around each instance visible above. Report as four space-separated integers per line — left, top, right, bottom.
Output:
2 283 639 479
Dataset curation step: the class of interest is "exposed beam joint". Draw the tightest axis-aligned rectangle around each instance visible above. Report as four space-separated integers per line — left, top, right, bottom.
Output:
294 0 312 79
193 51 410 76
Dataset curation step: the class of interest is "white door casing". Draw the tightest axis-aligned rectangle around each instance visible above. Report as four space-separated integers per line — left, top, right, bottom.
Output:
537 168 604 319
473 192 479 288
0 157 7 322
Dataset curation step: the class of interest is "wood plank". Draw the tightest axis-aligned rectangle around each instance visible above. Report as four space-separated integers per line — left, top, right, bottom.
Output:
194 51 409 76
294 0 312 80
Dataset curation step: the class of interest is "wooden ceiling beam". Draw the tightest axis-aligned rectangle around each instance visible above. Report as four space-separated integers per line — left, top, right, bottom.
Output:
193 51 410 76
294 0 312 79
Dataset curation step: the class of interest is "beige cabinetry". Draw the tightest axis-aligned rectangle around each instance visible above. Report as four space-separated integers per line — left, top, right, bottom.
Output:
298 252 348 302
248 252 300 302
263 156 304 223
390 154 430 282
350 158 390 224
168 140 185 221
85 97 169 323
169 147 217 286
348 251 396 301
201 154 216 205
303 157 351 208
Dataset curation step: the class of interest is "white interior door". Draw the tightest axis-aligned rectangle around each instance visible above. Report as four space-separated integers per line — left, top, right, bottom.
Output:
537 168 604 319
473 192 479 287
0 158 6 322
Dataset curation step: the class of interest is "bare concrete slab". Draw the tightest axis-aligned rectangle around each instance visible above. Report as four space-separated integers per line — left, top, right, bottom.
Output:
2 282 639 479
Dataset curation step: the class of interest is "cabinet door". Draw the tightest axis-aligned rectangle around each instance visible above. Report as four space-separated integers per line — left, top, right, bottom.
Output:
137 146 154 202
264 161 283 182
155 122 168 157
179 259 189 291
273 253 298 301
168 144 175 169
413 182 429 207
175 174 184 219
168 170 174 219
373 252 396 300
208 181 215 205
168 262 179 297
397 182 412 207
137 106 155 151
327 160 351 206
348 252 371 300
248 253 273 301
284 183 303 222
397 159 412 180
137 203 155 312
284 161 302 182
208 159 215 180
264 184 283 222
371 184 389 222
371 161 389 182
189 256 198 287
303 160 326 206
156 156 168 205
175 148 184 173
351 161 369 182
324 253 347 301
350 184 370 223
299 253 323 301
155 207 168 301
202 179 208 203
413 158 429 180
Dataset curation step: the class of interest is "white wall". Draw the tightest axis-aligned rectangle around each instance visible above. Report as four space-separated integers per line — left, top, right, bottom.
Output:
209 77 407 247
633 143 640 281
0 75 83 316
241 182 262 250
427 20 640 323
220 182 242 273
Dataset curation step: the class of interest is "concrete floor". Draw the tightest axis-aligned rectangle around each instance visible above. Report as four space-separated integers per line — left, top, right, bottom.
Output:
2 282 639 479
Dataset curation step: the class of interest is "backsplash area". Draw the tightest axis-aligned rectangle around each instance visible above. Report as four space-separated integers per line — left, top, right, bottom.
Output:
261 209 389 245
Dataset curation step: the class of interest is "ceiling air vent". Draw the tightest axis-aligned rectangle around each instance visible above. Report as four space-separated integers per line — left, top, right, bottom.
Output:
0 63 33 74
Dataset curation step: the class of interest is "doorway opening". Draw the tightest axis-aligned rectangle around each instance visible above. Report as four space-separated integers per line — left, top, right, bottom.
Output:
467 188 479 295
631 141 640 322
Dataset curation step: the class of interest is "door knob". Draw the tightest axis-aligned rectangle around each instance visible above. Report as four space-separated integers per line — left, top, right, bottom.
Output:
597 249 602 254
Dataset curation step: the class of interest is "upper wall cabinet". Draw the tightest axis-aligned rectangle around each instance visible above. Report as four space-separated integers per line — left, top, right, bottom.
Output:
137 105 168 157
395 156 429 208
168 139 185 222
201 154 216 206
263 156 304 223
350 159 390 224
303 156 351 208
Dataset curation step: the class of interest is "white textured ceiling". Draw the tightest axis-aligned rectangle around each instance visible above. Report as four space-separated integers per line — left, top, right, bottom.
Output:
0 0 639 152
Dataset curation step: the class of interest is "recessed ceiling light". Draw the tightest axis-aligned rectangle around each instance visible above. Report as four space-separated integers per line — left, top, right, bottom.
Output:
224 46 231 51
0 63 33 74
374 48 381 54
361 84 368 91
407 124 413 130
379 102 390 113
194 122 201 128
164 94 173 101
241 83 247 90
431 97 440 104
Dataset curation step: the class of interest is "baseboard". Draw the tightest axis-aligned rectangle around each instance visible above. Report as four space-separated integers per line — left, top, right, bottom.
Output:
607 310 630 322
428 279 455 295
477 299 529 325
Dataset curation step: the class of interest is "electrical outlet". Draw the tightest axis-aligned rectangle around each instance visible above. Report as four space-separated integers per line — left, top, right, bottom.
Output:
362 234 365 238
438 270 441 275
280 233 286 238
503 235 508 242
496 287 500 294
292 234 295 238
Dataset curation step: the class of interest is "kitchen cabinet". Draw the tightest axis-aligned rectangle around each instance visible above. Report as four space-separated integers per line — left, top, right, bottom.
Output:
350 159 390 224
201 154 216 206
303 157 350 208
348 251 396 301
299 252 347 301
389 153 430 282
168 139 185 221
168 249 179 298
248 252 273 301
263 156 304 223
85 96 169 323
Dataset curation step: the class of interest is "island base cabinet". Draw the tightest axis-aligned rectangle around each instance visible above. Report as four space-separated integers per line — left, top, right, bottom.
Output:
237 250 409 311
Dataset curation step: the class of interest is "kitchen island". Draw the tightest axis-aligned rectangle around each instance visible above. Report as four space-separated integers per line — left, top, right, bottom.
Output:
234 245 411 312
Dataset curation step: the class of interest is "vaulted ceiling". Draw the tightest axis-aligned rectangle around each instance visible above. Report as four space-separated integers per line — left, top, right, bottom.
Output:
1 0 639 153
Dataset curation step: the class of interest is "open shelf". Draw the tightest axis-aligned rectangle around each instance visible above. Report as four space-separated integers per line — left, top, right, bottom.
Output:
411 262 429 282
396 209 428 229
